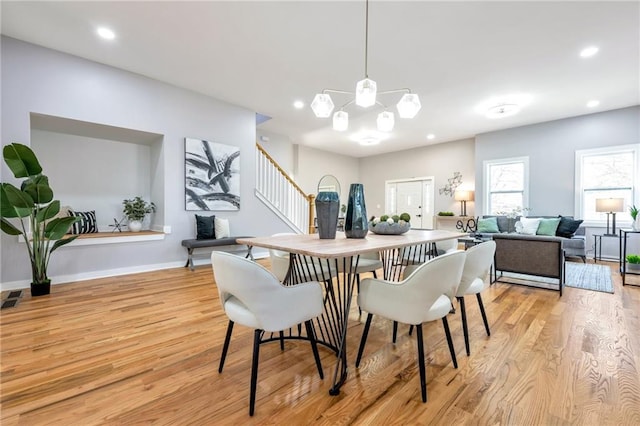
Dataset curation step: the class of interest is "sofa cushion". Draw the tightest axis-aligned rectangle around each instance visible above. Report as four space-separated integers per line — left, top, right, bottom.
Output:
556 216 583 238
515 217 541 235
537 218 561 236
477 217 499 233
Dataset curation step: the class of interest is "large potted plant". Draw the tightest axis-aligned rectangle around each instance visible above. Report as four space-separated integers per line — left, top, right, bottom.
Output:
1 143 79 296
122 196 155 232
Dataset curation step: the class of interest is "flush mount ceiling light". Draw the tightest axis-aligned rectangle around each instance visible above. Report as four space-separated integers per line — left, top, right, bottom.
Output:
476 93 532 119
96 27 115 40
580 46 599 58
310 0 421 133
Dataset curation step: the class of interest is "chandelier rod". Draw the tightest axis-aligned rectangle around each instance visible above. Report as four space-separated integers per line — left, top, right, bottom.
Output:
364 0 369 78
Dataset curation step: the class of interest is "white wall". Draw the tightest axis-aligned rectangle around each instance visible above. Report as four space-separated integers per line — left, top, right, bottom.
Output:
31 130 153 230
1 37 292 287
359 138 476 220
296 145 360 206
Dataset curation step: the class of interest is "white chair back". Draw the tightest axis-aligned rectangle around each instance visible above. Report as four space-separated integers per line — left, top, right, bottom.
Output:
436 238 459 253
360 251 466 325
212 251 306 331
268 232 296 281
457 240 496 296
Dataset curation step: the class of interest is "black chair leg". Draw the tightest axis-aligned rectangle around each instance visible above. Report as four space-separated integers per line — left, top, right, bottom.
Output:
416 323 427 402
219 320 234 373
442 317 458 369
392 321 398 343
356 313 373 367
249 329 262 416
356 274 362 317
476 293 491 336
279 331 285 351
409 324 414 336
458 296 470 356
305 321 324 379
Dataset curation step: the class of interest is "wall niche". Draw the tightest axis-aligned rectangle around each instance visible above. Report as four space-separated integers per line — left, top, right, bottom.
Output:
29 113 165 232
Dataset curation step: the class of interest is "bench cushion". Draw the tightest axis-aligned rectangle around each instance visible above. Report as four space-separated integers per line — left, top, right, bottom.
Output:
182 237 251 249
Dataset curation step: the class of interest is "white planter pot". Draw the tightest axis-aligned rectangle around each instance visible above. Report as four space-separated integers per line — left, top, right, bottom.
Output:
633 216 640 231
128 220 143 232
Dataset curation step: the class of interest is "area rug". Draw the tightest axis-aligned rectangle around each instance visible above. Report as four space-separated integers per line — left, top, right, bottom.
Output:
564 262 614 293
501 262 613 294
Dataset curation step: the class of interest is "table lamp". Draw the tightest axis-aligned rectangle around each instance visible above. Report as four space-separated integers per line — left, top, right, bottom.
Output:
595 197 624 236
455 190 474 216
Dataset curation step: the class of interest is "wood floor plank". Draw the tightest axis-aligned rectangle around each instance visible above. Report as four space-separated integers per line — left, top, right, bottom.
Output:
1 259 639 425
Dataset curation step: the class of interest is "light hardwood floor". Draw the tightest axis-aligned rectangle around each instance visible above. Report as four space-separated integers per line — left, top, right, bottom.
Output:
1 259 639 425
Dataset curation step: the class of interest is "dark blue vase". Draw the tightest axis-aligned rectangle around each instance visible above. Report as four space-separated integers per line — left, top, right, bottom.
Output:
345 183 368 239
315 191 340 239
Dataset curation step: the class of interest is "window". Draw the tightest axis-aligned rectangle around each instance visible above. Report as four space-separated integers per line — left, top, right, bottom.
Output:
576 144 639 224
483 157 529 215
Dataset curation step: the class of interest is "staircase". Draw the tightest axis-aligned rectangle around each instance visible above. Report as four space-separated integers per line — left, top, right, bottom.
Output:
255 143 314 234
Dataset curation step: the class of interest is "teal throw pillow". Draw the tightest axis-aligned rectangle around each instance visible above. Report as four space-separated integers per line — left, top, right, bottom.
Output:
537 218 561 236
477 217 499 233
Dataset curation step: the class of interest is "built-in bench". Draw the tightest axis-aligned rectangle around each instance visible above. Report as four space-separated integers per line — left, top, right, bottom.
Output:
181 237 254 271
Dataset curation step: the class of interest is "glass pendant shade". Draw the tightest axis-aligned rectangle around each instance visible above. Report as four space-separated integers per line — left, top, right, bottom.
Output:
333 110 349 131
376 111 395 132
355 78 377 108
311 93 335 118
396 93 421 118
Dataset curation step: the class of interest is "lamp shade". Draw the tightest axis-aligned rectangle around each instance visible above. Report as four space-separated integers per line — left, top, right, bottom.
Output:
396 93 421 118
355 78 377 108
376 111 395 132
454 190 474 202
595 197 624 213
332 110 349 131
311 93 334 118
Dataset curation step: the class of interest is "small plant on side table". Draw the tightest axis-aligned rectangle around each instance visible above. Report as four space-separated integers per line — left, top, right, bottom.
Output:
626 254 640 271
122 197 156 232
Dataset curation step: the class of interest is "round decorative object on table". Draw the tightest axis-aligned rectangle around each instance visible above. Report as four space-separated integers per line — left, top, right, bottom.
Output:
345 183 368 239
369 221 411 235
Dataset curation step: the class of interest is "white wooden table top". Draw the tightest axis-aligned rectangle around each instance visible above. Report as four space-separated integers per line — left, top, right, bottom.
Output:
237 230 467 259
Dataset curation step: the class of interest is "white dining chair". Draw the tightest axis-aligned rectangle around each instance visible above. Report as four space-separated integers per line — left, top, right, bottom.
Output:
211 251 324 416
456 240 496 356
354 250 466 402
269 233 337 283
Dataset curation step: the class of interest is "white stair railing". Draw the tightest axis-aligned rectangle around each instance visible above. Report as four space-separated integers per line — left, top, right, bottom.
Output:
255 143 314 234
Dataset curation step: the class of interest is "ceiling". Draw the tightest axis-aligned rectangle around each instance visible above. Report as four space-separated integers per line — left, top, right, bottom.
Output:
2 1 638 158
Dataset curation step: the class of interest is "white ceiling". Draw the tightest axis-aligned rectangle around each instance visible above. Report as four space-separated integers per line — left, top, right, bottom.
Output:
2 1 639 158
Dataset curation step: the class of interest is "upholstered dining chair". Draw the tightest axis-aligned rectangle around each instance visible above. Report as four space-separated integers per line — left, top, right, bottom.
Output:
456 240 496 356
211 251 324 416
336 251 383 316
269 233 337 283
355 251 466 402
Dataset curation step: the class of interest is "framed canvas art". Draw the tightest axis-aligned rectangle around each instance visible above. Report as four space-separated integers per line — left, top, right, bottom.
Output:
185 138 240 211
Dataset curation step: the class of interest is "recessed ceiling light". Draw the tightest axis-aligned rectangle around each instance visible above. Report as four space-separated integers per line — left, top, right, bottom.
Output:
97 27 116 40
586 100 600 108
358 136 380 146
580 46 599 58
485 104 521 119
426 134 435 140
293 100 304 109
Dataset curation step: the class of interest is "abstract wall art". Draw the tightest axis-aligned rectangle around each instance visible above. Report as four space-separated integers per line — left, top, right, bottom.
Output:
185 138 240 210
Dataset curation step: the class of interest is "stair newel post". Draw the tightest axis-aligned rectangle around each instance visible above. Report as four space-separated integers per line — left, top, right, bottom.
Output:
308 194 316 234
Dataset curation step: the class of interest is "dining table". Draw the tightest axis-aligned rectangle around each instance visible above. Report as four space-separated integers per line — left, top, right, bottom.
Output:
236 229 466 395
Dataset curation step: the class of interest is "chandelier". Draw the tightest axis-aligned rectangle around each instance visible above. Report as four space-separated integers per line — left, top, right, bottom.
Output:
311 0 421 132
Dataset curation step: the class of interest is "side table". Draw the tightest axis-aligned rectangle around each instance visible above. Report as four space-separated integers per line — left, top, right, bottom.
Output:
593 234 619 263
619 229 640 286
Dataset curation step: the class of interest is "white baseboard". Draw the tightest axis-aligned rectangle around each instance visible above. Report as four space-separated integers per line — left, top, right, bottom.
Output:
0 251 269 292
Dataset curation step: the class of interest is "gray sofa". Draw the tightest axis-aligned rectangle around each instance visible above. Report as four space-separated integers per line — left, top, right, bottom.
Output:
474 215 586 263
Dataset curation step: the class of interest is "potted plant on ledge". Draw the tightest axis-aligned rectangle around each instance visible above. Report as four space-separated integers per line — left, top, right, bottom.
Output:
122 196 156 232
1 143 79 296
626 254 640 272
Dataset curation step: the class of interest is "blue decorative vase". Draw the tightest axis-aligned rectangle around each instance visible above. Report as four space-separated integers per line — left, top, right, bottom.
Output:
345 183 368 239
315 191 340 239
